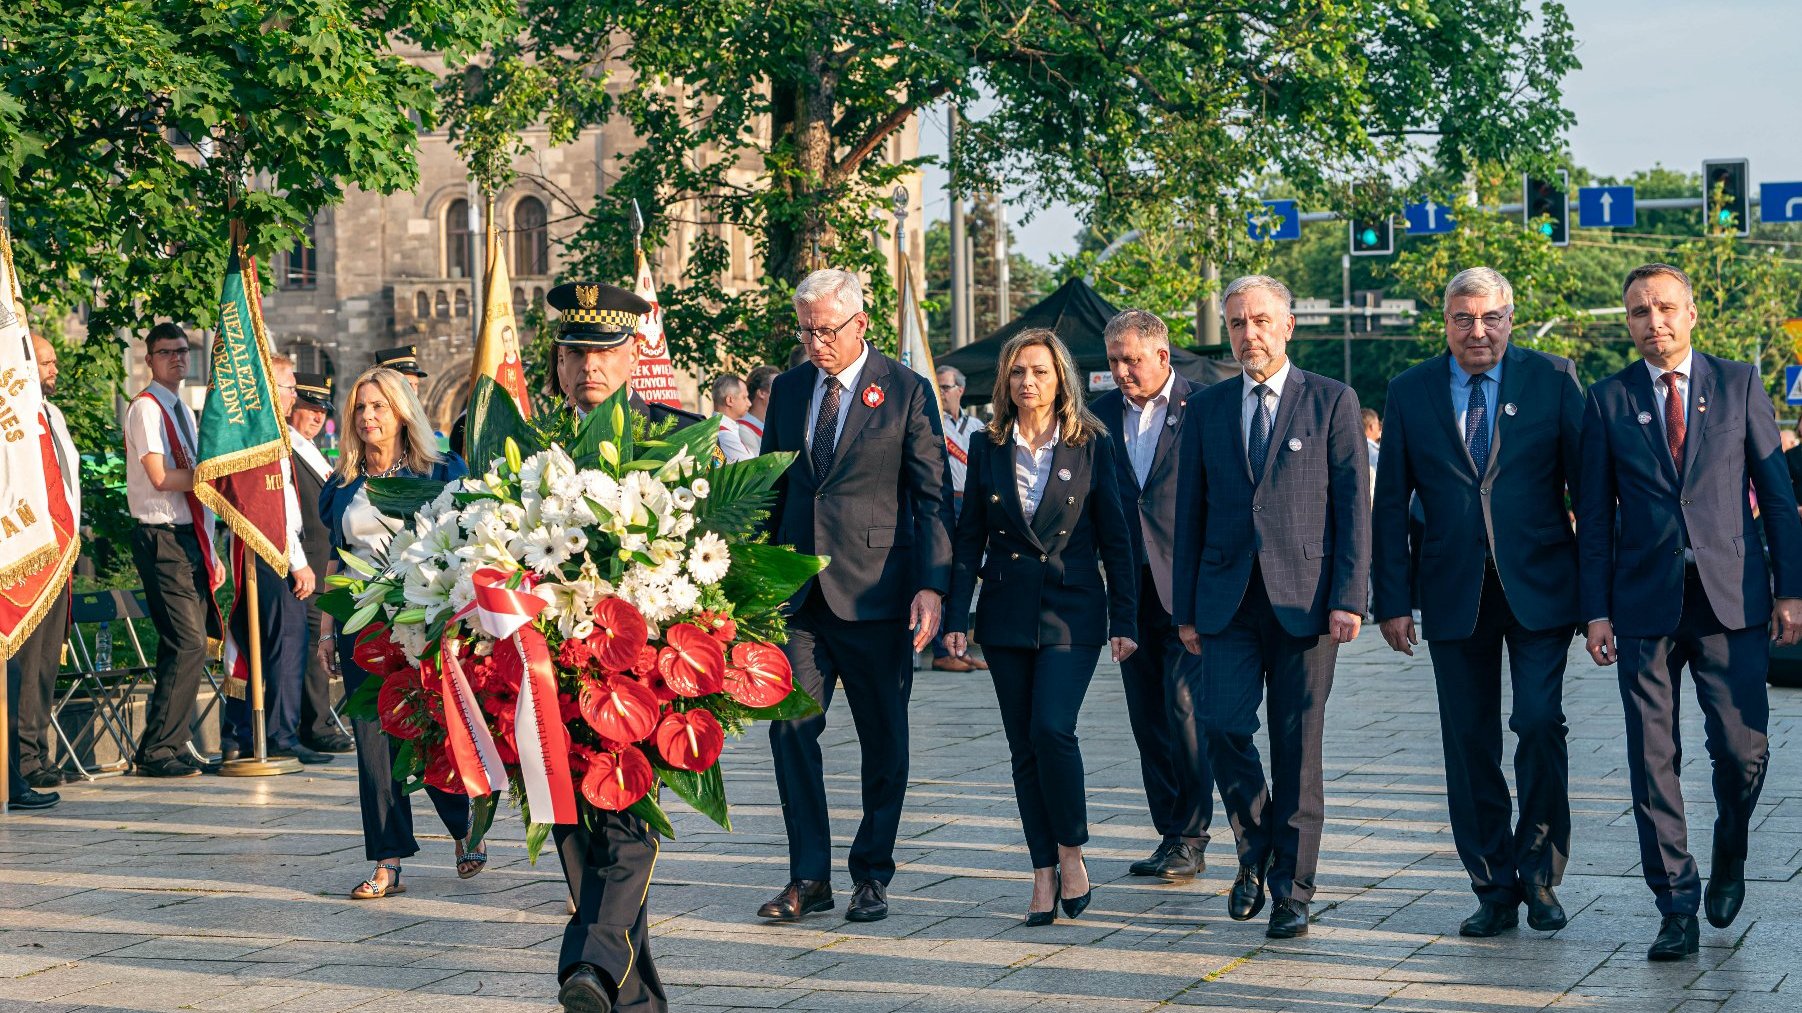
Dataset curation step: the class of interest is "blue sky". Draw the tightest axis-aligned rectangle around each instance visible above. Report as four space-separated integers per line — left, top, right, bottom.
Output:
918 1 1802 265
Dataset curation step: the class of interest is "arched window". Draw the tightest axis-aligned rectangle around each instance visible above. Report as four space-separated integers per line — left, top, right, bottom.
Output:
445 198 471 278
434 290 450 318
454 289 470 317
291 342 335 380
532 286 545 306
512 286 527 316
513 196 549 276
415 291 430 319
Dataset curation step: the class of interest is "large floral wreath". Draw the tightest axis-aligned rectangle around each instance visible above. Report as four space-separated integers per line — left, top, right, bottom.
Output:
321 383 823 856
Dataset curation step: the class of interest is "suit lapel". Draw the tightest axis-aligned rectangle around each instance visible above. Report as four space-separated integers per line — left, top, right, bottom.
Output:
1030 440 1081 545
1144 374 1191 487
1257 368 1305 486
786 365 820 485
1435 355 1480 479
1229 382 1256 485
994 431 1042 549
1485 347 1526 480
1098 393 1136 496
1680 355 1716 482
1625 364 1681 488
823 352 888 484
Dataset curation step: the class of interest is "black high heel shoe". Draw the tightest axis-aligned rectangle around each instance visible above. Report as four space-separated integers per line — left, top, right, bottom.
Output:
1025 868 1059 927
1059 859 1093 919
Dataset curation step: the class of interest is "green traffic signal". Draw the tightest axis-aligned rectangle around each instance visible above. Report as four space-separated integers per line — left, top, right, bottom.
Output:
1360 228 1378 247
1538 222 1553 237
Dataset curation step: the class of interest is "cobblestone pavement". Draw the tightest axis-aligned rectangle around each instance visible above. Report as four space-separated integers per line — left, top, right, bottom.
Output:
3 631 1800 1012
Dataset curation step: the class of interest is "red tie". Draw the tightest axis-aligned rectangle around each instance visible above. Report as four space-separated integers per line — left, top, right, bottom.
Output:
1661 372 1686 474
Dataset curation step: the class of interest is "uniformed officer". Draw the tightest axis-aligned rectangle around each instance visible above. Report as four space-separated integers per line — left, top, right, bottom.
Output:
544 280 709 1013
371 345 428 396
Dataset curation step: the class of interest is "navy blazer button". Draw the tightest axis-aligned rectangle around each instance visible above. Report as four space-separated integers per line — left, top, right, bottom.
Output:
1065 496 1075 504
990 493 1000 503
1039 554 1048 562
1253 505 1263 512
1056 530 1067 536
1011 552 1020 560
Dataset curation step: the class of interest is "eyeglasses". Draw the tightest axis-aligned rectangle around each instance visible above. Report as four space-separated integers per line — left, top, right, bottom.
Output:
276 383 297 393
1448 311 1511 331
150 346 192 358
938 383 961 392
793 314 862 345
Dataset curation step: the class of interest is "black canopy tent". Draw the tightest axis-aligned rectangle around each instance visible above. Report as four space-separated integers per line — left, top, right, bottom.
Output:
935 278 1238 406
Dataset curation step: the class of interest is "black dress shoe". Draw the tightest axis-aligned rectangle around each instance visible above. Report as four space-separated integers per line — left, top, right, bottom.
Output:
557 963 614 1012
1266 897 1309 938
1525 886 1568 931
1154 842 1204 882
305 732 356 754
136 757 201 778
25 768 63 789
1460 900 1520 937
272 744 334 765
217 745 244 764
7 788 60 811
1705 853 1746 929
1228 856 1270 921
1130 841 1176 877
757 879 833 920
846 879 888 922
1647 913 1699 961
1059 860 1093 919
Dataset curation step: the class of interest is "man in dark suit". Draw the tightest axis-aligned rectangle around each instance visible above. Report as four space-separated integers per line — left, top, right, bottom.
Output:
1174 274 1369 939
1092 309 1212 882
1372 267 1583 938
1576 263 1802 961
758 268 954 924
290 373 354 755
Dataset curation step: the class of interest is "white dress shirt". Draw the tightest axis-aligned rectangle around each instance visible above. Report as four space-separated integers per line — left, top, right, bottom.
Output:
124 382 201 524
1013 422 1061 523
1123 369 1176 486
291 429 332 485
943 410 985 493
1240 358 1295 449
737 413 765 456
805 340 871 455
716 417 754 463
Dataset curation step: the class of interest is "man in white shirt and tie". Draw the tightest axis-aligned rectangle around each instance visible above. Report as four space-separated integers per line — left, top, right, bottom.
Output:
125 323 224 778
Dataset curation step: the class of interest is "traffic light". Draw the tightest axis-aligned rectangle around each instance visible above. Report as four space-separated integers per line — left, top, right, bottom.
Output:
1523 171 1570 246
1349 215 1393 256
1702 158 1750 237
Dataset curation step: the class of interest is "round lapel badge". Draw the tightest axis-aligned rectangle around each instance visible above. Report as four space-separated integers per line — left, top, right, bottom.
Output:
1287 437 1302 451
1637 411 1653 425
1503 403 1518 416
1057 468 1072 481
862 384 884 408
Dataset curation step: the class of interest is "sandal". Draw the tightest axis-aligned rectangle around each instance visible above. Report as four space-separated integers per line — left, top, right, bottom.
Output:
351 863 406 899
455 838 488 880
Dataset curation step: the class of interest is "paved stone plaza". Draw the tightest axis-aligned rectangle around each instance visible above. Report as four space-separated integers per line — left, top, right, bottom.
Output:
2 631 1799 1012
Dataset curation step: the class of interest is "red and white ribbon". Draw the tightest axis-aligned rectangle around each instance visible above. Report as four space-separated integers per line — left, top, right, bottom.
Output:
453 567 579 824
439 646 509 797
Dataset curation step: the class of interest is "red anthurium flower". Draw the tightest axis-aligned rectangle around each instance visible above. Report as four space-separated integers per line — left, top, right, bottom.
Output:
590 597 650 671
376 679 422 740
653 709 724 772
726 642 794 708
579 676 661 744
353 625 408 677
657 624 726 697
581 745 655 810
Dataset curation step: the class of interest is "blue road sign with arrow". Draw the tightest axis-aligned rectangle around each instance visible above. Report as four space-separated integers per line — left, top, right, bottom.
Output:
1761 182 1802 224
1577 186 1635 228
1246 199 1301 241
1787 365 1802 406
1402 201 1455 235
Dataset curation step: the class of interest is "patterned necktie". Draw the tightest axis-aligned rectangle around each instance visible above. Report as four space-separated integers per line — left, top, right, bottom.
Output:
1662 371 1686 473
1248 383 1273 478
1465 375 1490 476
811 375 842 480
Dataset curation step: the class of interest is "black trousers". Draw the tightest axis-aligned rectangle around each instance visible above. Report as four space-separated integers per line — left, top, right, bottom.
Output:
769 587 913 885
554 809 667 1012
1617 574 1770 916
131 525 212 764
1425 565 1572 903
222 556 307 752
987 644 1103 868
1121 566 1212 846
337 636 469 861
1199 574 1338 903
7 592 68 780
298 599 339 744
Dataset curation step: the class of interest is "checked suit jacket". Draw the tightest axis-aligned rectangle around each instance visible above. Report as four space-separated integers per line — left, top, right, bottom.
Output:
761 348 955 622
1172 366 1371 638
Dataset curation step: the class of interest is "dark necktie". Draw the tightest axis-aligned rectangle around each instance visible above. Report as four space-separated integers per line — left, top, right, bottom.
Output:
811 376 842 479
1662 371 1685 474
1465 375 1490 476
1248 383 1273 478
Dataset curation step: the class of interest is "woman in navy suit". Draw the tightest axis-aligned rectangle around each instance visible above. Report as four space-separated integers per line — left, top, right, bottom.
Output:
943 328 1138 925
316 367 473 899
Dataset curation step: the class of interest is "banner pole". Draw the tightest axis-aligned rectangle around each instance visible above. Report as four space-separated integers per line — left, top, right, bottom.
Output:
2 645 11 815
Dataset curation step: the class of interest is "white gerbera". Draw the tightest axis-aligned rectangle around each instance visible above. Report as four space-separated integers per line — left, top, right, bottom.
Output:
688 532 731 585
392 621 430 662
667 574 701 615
521 526 575 575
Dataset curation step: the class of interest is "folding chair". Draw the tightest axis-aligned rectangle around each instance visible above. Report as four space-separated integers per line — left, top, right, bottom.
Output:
55 589 152 780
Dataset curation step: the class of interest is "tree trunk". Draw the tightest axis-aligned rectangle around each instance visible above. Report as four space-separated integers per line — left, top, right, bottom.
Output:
766 48 838 293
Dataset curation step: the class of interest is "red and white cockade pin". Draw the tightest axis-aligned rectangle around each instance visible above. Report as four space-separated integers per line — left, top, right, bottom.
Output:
862 384 885 408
